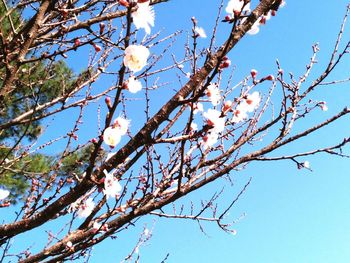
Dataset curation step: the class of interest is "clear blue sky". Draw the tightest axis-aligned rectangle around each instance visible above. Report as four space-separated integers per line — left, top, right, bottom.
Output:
3 1 350 262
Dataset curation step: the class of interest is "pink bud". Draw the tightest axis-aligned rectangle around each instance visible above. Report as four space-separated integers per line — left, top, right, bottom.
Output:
105 97 112 108
119 0 129 7
93 44 101 52
250 69 258 78
220 60 231 69
225 15 231 21
265 75 274 81
99 23 105 34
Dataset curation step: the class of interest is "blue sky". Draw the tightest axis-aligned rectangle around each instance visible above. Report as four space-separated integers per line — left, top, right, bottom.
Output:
2 1 350 262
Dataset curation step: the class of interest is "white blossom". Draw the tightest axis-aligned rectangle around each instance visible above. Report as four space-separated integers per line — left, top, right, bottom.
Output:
113 116 130 136
0 188 10 200
242 91 261 112
127 76 143 93
194 26 207 38
77 198 95 218
103 170 122 199
225 0 250 17
206 83 221 106
303 161 310 169
124 45 150 72
203 109 226 133
132 0 155 35
202 131 219 149
103 127 122 147
193 102 204 114
232 105 248 123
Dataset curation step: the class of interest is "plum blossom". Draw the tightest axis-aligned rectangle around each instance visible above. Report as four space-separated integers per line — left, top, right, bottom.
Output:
93 221 109 232
303 161 310 169
103 126 122 147
206 83 221 106
192 102 203 114
113 116 130 135
77 198 95 218
127 76 143 93
242 91 261 112
231 105 248 123
0 188 10 200
132 0 155 35
124 45 150 72
194 26 207 38
247 20 260 35
319 101 328 111
202 131 219 149
203 109 226 133
103 170 122 199
190 122 198 132
225 0 250 17
66 241 73 249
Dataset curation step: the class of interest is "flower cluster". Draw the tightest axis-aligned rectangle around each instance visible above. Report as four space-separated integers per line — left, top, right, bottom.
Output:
103 116 130 147
225 0 286 35
197 88 261 149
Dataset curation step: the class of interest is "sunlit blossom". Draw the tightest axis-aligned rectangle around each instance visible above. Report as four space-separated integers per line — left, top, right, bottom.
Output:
194 26 207 38
124 45 150 72
231 105 248 123
113 116 130 135
103 169 122 199
303 161 310 169
193 102 204 114
127 76 143 93
206 83 221 106
242 91 261 112
103 127 122 147
77 198 95 218
202 131 219 149
132 0 155 35
0 188 10 200
203 109 226 133
225 0 250 17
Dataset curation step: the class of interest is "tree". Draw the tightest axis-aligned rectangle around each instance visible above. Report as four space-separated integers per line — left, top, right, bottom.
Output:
0 0 350 262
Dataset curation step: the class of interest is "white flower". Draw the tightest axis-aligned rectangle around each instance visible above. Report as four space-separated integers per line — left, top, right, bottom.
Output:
206 83 221 106
247 21 260 35
66 241 73 249
242 92 261 112
225 0 250 17
203 109 226 133
319 101 328 111
124 45 150 73
103 170 122 199
0 189 10 200
77 198 95 218
103 127 122 147
194 26 207 38
193 102 204 114
132 1 155 35
190 122 198 132
303 161 310 169
232 105 248 123
127 77 143 93
202 131 218 149
93 221 101 231
113 116 130 135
